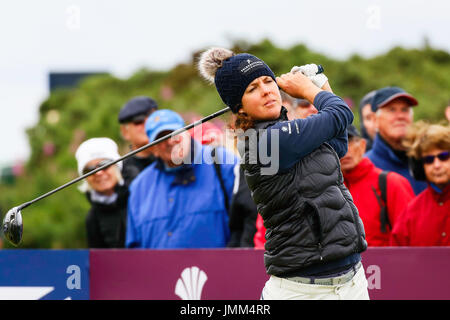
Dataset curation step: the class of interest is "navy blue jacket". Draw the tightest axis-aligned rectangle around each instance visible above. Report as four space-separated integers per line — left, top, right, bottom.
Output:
365 133 427 195
261 91 351 173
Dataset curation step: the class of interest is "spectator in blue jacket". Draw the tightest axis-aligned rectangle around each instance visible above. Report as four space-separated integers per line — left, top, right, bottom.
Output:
365 86 427 195
126 109 239 248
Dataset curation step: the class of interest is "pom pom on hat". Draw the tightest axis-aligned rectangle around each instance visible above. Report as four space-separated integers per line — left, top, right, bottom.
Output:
198 47 235 83
198 47 276 113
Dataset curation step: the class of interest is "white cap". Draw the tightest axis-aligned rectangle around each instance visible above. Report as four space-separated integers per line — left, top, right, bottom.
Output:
75 137 122 176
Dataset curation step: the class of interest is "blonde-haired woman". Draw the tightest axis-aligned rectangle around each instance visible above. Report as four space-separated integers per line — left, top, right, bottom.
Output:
198 48 369 300
391 121 450 246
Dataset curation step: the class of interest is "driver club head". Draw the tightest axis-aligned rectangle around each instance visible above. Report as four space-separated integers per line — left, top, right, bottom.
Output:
2 206 23 246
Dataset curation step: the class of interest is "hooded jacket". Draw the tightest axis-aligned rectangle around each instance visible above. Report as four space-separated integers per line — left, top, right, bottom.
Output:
126 140 239 248
240 91 367 277
365 134 427 195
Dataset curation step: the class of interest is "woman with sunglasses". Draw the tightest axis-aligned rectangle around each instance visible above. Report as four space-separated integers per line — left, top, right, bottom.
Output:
391 122 450 246
75 137 128 248
198 48 369 300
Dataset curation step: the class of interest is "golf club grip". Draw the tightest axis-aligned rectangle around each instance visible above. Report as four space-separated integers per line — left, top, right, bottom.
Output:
19 106 231 210
317 65 324 74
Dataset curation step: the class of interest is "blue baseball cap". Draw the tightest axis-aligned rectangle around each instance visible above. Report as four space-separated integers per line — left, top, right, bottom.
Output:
118 96 158 124
145 109 185 142
371 87 418 112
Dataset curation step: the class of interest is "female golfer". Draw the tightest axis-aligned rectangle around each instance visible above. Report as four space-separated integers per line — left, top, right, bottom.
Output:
198 48 369 300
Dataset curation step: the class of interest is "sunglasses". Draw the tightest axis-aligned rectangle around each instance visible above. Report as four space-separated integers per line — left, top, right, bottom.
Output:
82 160 113 175
422 151 450 165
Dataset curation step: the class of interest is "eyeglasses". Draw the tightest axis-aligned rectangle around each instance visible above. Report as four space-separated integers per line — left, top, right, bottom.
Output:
422 151 450 165
82 160 113 175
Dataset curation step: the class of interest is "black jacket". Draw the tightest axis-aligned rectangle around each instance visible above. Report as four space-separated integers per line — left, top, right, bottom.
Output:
122 154 156 187
240 112 367 277
85 184 129 248
227 165 258 247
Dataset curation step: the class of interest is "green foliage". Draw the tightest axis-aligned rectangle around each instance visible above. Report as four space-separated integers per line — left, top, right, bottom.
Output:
1 40 449 248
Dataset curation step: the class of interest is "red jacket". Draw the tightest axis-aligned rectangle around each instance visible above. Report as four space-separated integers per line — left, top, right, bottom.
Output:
390 184 450 246
254 213 265 249
343 157 415 246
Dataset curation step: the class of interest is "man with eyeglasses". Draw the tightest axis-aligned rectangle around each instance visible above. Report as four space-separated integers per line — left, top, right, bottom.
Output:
119 96 158 186
365 86 427 195
390 122 450 246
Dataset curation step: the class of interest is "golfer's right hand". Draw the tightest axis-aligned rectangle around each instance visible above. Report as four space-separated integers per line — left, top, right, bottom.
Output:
291 64 319 77
291 64 329 90
276 71 321 104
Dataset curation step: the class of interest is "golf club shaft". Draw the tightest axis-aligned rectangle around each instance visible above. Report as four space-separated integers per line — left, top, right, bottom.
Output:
18 106 231 211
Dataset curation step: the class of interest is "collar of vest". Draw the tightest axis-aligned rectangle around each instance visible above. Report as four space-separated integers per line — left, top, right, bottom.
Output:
253 106 289 130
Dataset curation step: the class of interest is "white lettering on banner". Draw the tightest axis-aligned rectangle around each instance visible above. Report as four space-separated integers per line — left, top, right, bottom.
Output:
365 264 381 289
66 265 81 290
175 266 208 300
0 287 54 300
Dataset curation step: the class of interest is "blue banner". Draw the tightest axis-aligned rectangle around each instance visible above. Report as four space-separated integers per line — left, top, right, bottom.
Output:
0 250 89 300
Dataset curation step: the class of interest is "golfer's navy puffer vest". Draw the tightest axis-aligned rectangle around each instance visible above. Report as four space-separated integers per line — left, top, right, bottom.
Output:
240 114 367 277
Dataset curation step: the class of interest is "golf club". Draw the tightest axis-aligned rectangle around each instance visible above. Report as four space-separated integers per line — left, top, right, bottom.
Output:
2 64 324 246
2 106 231 246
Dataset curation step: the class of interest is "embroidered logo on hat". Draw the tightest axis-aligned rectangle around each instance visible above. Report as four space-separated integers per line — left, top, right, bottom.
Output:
214 53 276 113
239 58 265 75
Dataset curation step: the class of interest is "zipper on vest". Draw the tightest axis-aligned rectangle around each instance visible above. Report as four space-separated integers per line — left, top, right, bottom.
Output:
318 242 323 260
305 201 324 259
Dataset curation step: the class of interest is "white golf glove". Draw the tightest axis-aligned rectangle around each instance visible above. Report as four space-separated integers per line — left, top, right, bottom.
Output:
291 63 328 89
